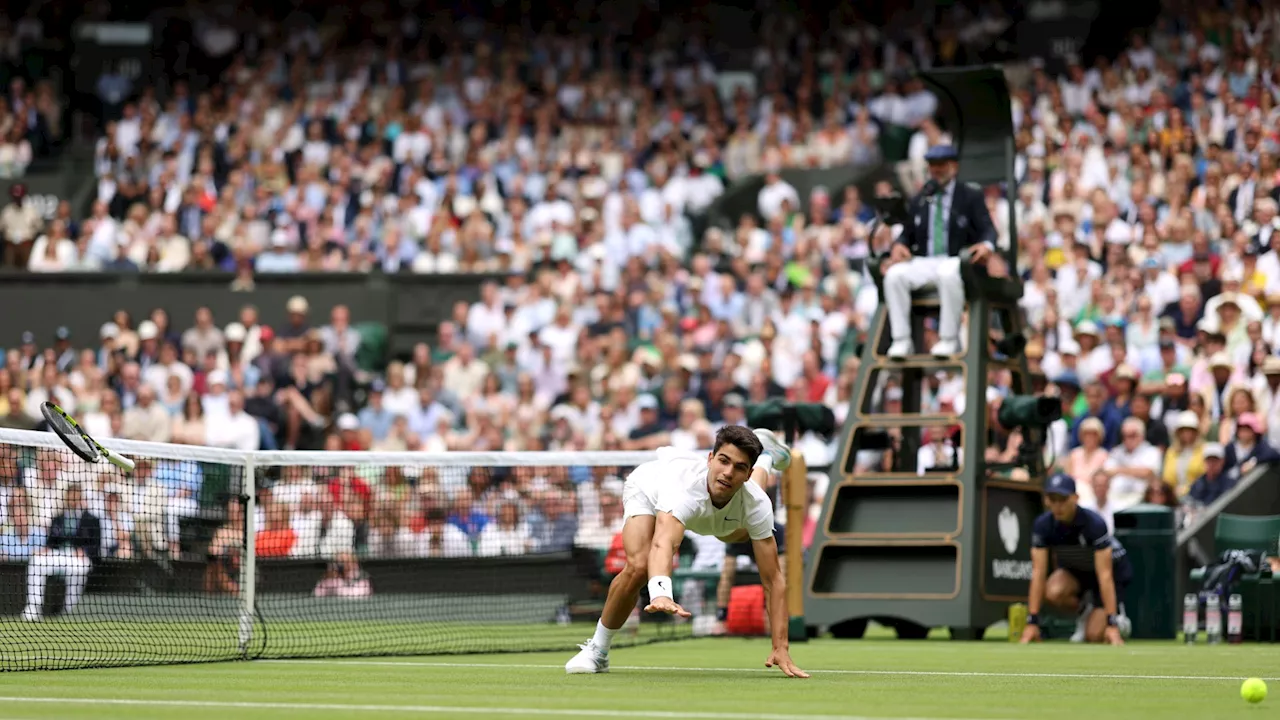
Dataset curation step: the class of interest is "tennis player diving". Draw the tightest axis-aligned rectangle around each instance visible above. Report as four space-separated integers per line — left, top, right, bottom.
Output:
566 425 808 678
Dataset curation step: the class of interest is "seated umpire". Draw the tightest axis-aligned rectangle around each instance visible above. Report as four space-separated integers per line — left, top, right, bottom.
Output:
883 145 997 359
1020 473 1132 646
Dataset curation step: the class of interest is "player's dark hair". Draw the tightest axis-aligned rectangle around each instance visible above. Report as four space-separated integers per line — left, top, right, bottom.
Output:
712 425 763 465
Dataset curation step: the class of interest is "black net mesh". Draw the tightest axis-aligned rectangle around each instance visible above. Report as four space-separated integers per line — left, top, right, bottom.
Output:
0 434 691 671
0 442 249 671
250 459 689 658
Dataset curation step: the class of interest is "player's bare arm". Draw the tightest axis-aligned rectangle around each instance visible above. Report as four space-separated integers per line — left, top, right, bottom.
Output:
1020 547 1048 644
1093 547 1124 646
644 511 691 618
753 535 809 678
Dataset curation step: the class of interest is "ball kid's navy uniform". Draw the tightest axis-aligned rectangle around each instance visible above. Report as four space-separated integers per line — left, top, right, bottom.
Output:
1031 506 1132 607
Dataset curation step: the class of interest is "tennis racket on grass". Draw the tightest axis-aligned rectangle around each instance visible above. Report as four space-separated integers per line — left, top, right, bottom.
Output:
40 401 136 472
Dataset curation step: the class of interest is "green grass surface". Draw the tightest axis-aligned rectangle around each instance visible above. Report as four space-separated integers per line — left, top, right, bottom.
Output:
0 618 682 670
0 635 1277 719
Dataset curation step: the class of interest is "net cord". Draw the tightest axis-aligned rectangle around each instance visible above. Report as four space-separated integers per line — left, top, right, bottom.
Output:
0 427 660 468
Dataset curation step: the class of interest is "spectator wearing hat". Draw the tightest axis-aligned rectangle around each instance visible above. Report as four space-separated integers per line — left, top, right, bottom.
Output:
883 144 998 359
1193 349 1246 421
1072 321 1109 384
1162 410 1209 498
1063 417 1111 506
1223 412 1280 478
278 296 313 354
1188 443 1236 507
628 394 663 442
335 413 365 451
135 320 161 370
1099 364 1138 414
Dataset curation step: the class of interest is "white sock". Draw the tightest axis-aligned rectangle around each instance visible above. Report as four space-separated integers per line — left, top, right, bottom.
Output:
592 620 617 652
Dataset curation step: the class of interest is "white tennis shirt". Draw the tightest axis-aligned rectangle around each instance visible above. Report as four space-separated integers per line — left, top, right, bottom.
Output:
626 447 775 541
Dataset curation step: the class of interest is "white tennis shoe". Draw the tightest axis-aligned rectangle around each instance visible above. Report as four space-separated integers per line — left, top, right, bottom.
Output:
753 429 792 472
565 641 610 674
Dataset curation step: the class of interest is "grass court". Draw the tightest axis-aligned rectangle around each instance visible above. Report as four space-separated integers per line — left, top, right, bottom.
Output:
0 631 1275 719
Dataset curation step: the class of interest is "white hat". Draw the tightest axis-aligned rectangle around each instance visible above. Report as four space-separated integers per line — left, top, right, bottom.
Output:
1058 338 1081 356
224 322 247 343
336 413 359 431
270 229 291 247
137 320 159 341
286 295 309 314
1175 410 1199 431
1210 351 1233 369
1074 320 1100 337
100 322 120 340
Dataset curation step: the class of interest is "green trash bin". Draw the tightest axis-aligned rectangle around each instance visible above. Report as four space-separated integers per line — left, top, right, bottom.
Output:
1114 504 1177 639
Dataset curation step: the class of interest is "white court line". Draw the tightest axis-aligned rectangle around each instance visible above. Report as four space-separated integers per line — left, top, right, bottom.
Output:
0 697 983 720
259 659 1279 682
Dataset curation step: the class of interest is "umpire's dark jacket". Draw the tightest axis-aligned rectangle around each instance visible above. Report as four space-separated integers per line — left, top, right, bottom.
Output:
46 510 102 562
896 180 997 258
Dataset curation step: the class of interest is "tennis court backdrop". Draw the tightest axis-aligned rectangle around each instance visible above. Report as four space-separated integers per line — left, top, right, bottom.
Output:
0 428 702 671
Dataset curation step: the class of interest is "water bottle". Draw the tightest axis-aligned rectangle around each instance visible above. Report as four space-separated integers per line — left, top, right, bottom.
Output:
1227 593 1243 644
1183 594 1199 644
1008 603 1028 643
1205 593 1222 644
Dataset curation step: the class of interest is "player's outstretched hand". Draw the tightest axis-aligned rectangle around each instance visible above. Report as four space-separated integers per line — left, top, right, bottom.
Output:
1104 626 1125 646
765 648 810 678
1019 624 1041 644
644 596 692 618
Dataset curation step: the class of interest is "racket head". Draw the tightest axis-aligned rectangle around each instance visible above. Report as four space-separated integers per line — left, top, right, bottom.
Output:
40 402 102 464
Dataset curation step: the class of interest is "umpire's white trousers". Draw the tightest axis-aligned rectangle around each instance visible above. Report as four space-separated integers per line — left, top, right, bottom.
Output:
883 256 965 342
25 549 92 613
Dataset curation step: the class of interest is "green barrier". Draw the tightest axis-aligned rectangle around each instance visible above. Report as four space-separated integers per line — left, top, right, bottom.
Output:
1114 504 1177 639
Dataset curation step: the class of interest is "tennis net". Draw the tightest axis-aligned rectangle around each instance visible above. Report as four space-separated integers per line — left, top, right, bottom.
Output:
0 428 687 671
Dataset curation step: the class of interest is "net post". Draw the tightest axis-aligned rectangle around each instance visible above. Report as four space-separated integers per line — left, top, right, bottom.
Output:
784 454 807 642
239 453 257 656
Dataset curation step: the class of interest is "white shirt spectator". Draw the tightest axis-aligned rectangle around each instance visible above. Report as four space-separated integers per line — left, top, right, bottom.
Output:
476 522 533 557
1104 441 1163 509
205 409 261 451
758 177 800 221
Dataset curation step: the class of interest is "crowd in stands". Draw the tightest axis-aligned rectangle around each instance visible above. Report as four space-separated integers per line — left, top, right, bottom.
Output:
0 7 63 179
4 0 1280 587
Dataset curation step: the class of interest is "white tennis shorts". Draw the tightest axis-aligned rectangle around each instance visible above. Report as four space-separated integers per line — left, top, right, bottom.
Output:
621 461 662 519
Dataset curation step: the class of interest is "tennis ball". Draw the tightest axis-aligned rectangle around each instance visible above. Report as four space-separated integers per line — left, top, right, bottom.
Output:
1241 678 1267 704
